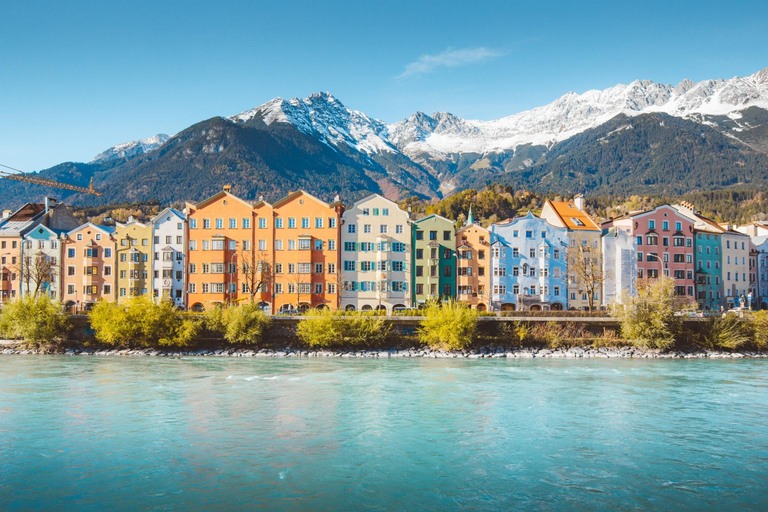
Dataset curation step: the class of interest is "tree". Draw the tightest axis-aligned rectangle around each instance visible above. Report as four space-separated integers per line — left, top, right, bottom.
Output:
567 242 607 312
613 275 680 350
241 247 273 306
18 251 58 299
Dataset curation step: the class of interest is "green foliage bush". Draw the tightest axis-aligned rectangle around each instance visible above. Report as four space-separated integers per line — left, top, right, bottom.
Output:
206 304 271 345
89 297 201 348
418 300 478 350
749 311 768 350
613 277 679 350
296 309 391 348
0 296 69 344
699 314 750 351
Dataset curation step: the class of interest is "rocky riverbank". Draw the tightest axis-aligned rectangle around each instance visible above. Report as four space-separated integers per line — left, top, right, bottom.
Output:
1 344 766 359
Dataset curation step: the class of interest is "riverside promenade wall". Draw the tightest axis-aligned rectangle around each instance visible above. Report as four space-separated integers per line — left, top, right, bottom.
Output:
58 314 684 345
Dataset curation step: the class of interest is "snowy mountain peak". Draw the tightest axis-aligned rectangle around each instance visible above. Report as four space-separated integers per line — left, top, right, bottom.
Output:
388 67 768 158
92 134 170 162
228 92 395 155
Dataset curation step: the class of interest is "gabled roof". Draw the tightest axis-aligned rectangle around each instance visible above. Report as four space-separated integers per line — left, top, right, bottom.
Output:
543 200 600 231
273 189 334 209
192 189 255 211
67 222 115 237
413 213 455 226
151 207 185 224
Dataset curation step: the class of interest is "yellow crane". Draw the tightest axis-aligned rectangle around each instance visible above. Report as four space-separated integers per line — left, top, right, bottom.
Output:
0 163 101 196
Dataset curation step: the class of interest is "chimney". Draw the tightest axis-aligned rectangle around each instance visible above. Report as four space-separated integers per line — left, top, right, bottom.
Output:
258 194 264 202
574 193 585 212
223 185 232 192
2 210 11 220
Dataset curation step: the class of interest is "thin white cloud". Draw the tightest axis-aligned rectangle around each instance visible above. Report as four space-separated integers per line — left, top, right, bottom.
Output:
397 47 505 79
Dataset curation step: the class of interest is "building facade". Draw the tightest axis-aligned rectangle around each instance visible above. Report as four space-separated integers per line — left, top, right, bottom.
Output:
186 187 257 311
541 196 602 310
604 205 696 302
61 223 117 311
455 215 491 311
411 215 456 306
115 218 153 302
340 194 411 313
490 212 569 311
271 191 344 312
151 208 186 307
601 227 637 305
20 225 64 300
720 227 751 309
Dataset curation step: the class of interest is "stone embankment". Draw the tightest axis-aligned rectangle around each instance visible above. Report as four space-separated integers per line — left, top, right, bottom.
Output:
1 345 765 359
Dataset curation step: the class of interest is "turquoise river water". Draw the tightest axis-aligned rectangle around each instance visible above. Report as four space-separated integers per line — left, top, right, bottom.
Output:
1 356 767 511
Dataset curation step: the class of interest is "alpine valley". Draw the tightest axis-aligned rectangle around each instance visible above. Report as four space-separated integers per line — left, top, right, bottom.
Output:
3 67 768 208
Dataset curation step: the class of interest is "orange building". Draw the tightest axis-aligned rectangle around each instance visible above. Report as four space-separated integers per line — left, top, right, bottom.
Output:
61 223 117 311
186 187 259 311
456 211 492 311
272 191 344 313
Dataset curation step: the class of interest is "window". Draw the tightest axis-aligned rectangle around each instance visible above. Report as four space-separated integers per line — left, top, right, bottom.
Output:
288 218 296 228
649 220 655 230
328 263 336 274
190 219 198 229
298 238 311 250
344 261 355 272
429 231 437 241
302 218 310 229
288 240 296 250
276 218 283 229
380 225 388 234
364 224 372 233
298 263 312 274
315 263 323 274
663 221 669 231
348 224 356 234
315 218 323 228
329 218 336 228
288 264 296 274
396 225 403 234
493 285 506 295
443 266 452 277
676 221 682 231
416 249 423 259
443 231 451 241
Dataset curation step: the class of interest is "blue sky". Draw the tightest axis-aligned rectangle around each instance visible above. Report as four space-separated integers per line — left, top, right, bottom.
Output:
2 0 767 172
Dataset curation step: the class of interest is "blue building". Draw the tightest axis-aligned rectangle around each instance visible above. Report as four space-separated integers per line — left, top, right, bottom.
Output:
490 211 569 311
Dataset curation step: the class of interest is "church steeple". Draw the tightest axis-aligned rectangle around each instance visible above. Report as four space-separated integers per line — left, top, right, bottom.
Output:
467 206 474 226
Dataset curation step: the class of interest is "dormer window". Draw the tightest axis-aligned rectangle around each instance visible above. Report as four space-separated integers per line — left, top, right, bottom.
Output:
570 217 585 227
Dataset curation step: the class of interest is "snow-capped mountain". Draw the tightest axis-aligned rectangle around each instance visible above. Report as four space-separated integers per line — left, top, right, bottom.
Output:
389 67 768 158
92 134 170 162
228 92 396 155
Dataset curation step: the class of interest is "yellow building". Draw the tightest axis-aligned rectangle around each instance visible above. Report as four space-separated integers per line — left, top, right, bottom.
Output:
115 217 153 302
541 195 603 310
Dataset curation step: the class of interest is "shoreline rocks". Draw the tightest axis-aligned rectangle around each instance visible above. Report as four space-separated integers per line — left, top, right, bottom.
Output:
1 345 766 359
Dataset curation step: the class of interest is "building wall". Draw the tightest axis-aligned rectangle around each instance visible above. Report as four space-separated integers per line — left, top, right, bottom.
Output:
61 225 116 310
490 212 569 311
340 194 411 312
694 231 722 310
0 236 21 303
456 223 491 310
115 221 153 302
601 229 637 305
565 230 602 310
272 192 343 312
754 237 768 309
630 206 696 301
187 191 256 310
411 215 456 305
21 226 63 300
721 231 750 308
151 210 186 307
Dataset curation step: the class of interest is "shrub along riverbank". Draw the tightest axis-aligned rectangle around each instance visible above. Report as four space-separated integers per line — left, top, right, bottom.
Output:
1 296 768 356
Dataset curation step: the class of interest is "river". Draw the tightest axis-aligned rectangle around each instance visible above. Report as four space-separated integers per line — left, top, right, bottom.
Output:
1 356 767 511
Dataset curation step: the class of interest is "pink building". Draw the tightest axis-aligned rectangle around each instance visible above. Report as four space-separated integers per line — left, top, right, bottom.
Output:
603 205 696 299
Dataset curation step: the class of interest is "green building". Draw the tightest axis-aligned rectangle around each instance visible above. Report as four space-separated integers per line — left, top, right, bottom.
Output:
673 204 723 310
411 214 456 306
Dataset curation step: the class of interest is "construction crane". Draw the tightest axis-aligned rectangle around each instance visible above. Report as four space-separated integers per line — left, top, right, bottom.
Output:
0 162 101 196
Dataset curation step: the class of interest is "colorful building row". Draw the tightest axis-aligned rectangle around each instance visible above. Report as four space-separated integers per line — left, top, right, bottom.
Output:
2 190 767 313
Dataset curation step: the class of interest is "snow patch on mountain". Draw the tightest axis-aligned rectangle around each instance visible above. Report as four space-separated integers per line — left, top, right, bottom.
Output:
92 134 170 162
389 67 768 158
228 92 397 155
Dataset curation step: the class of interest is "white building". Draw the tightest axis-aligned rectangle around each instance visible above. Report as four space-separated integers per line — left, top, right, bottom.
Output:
151 208 186 307
601 227 637 305
340 194 411 313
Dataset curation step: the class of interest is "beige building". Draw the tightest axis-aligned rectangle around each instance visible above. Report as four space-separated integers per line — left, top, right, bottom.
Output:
720 224 750 308
340 194 411 312
541 195 603 310
456 211 491 311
